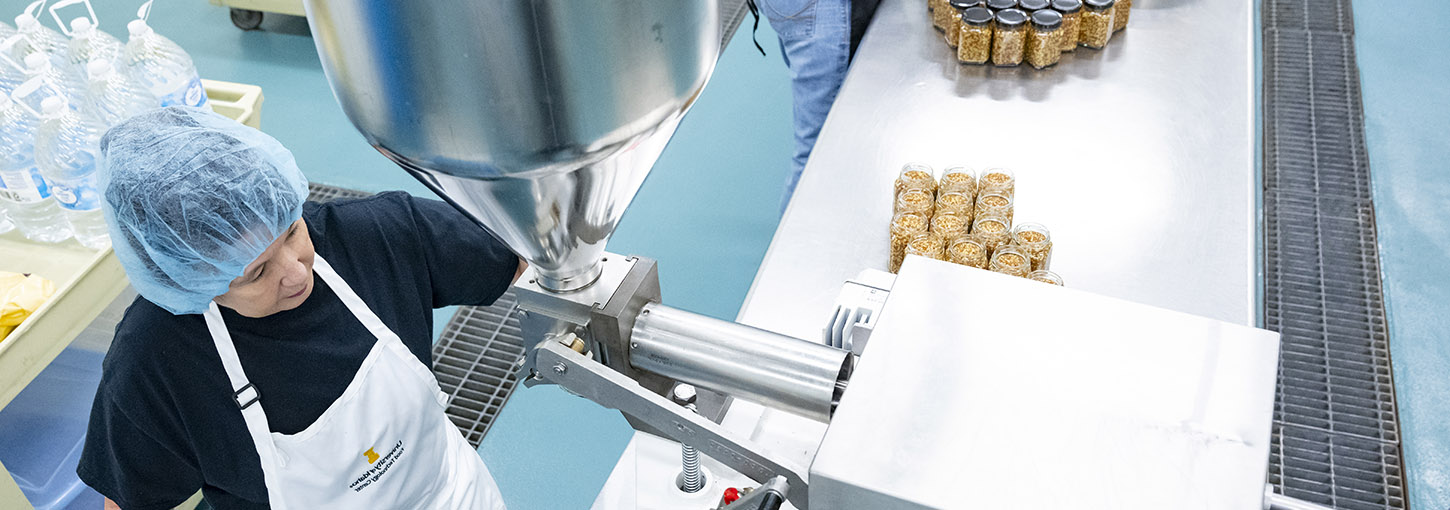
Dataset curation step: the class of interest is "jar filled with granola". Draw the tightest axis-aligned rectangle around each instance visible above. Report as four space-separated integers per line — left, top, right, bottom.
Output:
890 212 930 273
1113 0 1130 31
971 215 1012 251
905 232 947 262
1018 0 1050 11
947 236 990 269
1080 0 1114 49
979 167 1015 196
931 212 970 243
945 0 981 47
896 188 936 216
895 162 937 197
989 245 1032 277
991 9 1029 67
974 191 1013 223
1026 10 1063 69
1029 270 1064 286
1011 222 1052 269
985 0 1018 9
956 7 994 64
939 167 978 196
936 191 975 218
1051 0 1082 52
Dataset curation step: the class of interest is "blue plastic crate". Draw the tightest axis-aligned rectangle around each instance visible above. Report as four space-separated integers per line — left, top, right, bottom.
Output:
0 346 106 510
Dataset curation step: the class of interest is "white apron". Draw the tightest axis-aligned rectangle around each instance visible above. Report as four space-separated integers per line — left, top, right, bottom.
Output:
204 255 506 510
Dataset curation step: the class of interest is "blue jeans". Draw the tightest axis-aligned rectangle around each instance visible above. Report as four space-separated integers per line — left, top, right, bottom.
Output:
757 0 852 211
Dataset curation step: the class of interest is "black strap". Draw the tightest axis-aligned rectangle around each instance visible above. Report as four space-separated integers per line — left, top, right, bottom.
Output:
746 0 767 56
234 382 261 410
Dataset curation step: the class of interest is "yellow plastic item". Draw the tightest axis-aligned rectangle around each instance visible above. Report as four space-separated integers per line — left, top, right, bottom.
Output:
0 272 56 343
204 79 266 129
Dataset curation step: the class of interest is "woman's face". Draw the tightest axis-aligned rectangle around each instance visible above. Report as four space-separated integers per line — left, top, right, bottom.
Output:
214 219 316 318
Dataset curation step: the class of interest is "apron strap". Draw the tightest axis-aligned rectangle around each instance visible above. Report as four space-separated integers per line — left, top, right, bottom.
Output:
310 256 395 340
204 301 289 508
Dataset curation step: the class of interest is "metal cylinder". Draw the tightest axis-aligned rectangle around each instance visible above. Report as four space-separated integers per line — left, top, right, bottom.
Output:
629 303 852 422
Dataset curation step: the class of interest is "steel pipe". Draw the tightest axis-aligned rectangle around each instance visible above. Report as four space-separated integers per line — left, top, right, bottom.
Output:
629 303 851 422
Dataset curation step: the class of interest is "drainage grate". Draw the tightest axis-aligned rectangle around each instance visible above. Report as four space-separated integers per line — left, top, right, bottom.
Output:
432 301 528 447
308 183 527 448
1261 3 1407 509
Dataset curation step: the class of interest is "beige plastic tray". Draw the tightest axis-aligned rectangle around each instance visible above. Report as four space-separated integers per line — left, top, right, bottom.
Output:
0 80 265 510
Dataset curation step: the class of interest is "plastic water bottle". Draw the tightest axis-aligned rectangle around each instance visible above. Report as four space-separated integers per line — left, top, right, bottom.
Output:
9 12 68 63
123 19 204 108
86 60 150 127
35 96 107 249
65 18 122 71
0 92 71 243
17 52 86 109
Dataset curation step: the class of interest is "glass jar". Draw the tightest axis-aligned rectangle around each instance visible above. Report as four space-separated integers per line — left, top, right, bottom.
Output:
931 212 970 243
1011 222 1052 269
1080 0 1114 49
939 167 978 196
989 245 1032 277
1026 10 1063 69
956 7 993 64
985 0 1018 9
896 188 936 216
1029 270 1064 285
1052 0 1082 52
978 167 1015 196
1018 0 1050 11
1113 0 1130 31
944 0 980 47
934 0 959 31
991 9 1029 67
970 215 1012 251
974 191 1013 224
947 236 989 269
894 162 936 197
889 212 930 273
904 232 947 262
936 191 975 218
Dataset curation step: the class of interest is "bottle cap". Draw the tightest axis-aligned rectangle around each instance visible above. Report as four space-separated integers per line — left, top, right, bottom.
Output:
87 59 112 80
15 14 39 31
71 18 95 38
127 19 151 38
23 52 48 71
41 96 64 116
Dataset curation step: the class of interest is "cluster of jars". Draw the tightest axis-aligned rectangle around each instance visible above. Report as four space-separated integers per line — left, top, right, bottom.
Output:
929 0 1131 69
890 163 1063 286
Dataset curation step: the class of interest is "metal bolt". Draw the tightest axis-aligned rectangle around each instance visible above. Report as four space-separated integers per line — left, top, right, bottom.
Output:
679 402 703 493
552 362 567 375
670 384 698 406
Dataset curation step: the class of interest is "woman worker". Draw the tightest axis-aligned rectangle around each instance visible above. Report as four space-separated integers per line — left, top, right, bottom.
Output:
77 107 519 509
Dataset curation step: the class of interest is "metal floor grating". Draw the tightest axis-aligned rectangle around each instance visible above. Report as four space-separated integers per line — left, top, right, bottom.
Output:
1261 2 1407 509
308 183 527 448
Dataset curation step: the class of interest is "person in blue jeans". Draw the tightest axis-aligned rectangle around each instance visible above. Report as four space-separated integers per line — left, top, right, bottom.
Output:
753 0 881 210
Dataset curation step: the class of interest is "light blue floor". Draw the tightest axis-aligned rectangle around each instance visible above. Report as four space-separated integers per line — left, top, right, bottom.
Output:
64 3 795 508
1352 1 1450 508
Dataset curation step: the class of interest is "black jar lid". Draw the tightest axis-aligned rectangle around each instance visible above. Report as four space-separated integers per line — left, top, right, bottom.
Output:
1084 0 1115 10
1019 0 1050 11
985 0 1018 11
948 0 982 9
961 6 994 25
1051 0 1082 13
996 8 1029 27
1031 9 1063 29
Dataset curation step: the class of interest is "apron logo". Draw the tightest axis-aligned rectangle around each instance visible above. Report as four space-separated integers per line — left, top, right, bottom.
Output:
349 441 405 492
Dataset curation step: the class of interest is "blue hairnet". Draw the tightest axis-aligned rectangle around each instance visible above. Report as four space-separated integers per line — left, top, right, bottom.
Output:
99 107 308 315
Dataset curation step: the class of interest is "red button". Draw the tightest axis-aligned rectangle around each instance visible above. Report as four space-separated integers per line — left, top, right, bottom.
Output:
723 487 740 504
